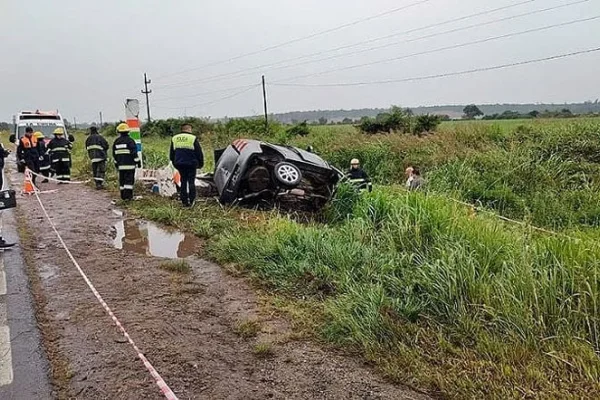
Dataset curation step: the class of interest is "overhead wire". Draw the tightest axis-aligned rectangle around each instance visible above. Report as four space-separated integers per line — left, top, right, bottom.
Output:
269 46 600 87
152 84 260 111
271 15 600 83
154 0 551 89
155 0 586 90
152 83 259 103
152 0 435 82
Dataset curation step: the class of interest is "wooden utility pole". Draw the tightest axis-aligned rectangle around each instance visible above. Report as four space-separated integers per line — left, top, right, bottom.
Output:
99 111 103 126
141 73 152 123
262 75 268 133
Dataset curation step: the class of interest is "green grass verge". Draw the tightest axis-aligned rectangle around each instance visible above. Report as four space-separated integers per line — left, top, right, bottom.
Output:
63 119 600 398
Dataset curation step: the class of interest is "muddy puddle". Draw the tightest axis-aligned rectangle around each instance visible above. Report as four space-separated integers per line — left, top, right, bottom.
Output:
112 219 200 259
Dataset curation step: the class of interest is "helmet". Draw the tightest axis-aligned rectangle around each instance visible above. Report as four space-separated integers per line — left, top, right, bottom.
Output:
116 123 130 133
34 131 44 139
53 127 65 136
350 158 360 165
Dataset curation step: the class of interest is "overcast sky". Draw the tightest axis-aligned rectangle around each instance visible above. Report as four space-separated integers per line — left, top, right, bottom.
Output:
1 0 599 122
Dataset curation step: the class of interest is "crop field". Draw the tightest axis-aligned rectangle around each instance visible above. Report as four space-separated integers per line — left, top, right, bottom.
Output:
41 116 600 398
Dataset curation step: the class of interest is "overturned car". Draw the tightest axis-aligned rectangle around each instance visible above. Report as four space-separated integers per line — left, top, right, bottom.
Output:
201 139 342 210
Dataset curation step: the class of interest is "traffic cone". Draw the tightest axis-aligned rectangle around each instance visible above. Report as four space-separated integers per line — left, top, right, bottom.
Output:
22 170 37 195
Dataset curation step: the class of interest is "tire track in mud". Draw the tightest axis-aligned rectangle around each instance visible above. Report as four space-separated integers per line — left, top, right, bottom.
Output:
17 180 428 399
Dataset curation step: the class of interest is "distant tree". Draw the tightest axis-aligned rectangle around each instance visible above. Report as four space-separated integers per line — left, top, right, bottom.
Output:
528 110 540 118
463 104 483 119
318 117 328 125
413 114 441 135
341 118 353 125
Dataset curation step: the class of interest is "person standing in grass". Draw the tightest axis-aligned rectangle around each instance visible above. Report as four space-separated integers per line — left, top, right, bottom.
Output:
170 124 204 208
408 168 423 191
113 123 140 200
86 126 109 189
347 158 372 192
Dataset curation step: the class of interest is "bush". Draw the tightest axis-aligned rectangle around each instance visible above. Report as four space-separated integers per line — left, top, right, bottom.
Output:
286 121 310 137
413 114 441 134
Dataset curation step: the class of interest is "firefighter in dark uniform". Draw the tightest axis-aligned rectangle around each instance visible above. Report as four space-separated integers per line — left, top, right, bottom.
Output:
85 126 110 189
34 131 51 183
17 127 40 184
112 123 140 200
47 127 72 182
346 158 372 192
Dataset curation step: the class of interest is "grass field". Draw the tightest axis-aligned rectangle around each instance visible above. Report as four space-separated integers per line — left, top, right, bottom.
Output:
11 116 600 398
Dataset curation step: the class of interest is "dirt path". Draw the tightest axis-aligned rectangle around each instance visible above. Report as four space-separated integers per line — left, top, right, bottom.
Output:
16 179 427 400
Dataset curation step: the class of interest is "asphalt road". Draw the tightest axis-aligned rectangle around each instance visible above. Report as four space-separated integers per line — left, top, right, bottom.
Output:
0 172 52 399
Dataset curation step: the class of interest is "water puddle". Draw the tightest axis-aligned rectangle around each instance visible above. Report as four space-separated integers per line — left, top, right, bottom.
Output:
112 219 200 259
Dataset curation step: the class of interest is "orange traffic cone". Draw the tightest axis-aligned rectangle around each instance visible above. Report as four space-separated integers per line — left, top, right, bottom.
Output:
22 170 37 195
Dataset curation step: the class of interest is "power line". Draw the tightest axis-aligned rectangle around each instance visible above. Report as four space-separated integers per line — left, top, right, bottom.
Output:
272 15 600 83
269 46 600 87
152 84 259 103
153 0 544 89
153 84 260 111
151 0 435 82
174 0 586 89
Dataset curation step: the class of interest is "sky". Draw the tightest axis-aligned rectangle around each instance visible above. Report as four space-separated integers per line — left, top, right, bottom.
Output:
1 0 599 123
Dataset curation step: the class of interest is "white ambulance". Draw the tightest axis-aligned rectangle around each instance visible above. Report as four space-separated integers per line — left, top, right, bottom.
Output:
10 110 73 172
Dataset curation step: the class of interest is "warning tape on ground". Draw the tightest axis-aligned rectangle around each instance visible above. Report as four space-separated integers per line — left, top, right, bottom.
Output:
32 190 179 399
25 168 89 185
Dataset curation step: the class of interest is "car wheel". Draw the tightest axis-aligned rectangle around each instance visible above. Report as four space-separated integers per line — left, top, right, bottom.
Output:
274 162 302 187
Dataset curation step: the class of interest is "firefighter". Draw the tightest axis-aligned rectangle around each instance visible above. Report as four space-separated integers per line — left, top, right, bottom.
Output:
47 128 72 182
17 127 40 184
346 158 372 192
85 126 109 189
34 131 51 183
169 124 203 207
112 123 140 201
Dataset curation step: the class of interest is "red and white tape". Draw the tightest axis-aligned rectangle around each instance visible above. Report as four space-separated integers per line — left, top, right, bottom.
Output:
25 168 89 184
32 190 179 399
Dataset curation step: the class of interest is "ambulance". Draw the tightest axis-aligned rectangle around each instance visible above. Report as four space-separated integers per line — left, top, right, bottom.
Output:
10 110 73 172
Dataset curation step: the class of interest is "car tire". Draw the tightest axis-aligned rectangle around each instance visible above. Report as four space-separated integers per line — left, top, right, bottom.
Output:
274 162 302 187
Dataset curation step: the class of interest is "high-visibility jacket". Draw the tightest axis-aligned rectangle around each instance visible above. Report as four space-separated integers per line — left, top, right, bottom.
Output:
17 136 39 163
37 139 51 171
169 133 203 168
47 137 72 164
85 133 109 163
112 133 140 171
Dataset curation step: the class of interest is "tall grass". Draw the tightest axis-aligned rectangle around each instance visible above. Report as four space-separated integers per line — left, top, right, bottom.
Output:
210 188 600 397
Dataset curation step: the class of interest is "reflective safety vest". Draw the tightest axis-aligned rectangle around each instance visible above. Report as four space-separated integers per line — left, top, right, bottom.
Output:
172 133 196 150
170 133 203 168
18 136 40 163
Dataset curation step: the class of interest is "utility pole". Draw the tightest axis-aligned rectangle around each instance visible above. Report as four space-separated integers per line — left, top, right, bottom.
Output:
99 111 103 127
262 75 268 133
141 73 152 123
74 117 77 129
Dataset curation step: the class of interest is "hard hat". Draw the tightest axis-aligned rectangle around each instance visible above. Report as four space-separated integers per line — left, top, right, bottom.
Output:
53 127 65 135
350 158 360 165
34 131 44 139
116 123 130 133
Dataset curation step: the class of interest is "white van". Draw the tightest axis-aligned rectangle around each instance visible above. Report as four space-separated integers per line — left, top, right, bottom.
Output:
9 110 74 172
